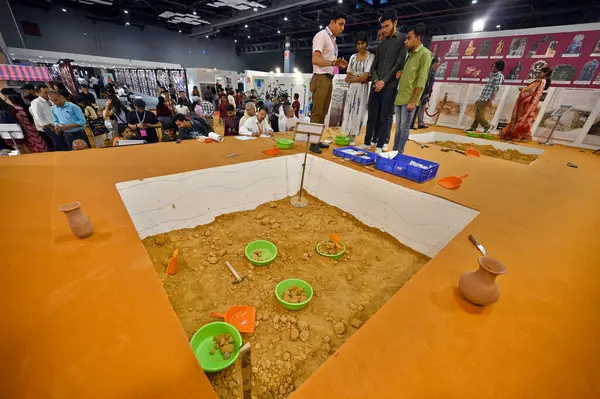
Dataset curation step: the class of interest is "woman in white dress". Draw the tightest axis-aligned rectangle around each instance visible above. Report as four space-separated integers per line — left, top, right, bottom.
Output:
341 32 375 145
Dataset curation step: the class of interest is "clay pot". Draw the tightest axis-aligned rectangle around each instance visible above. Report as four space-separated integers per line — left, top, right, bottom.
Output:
459 256 506 306
58 202 93 238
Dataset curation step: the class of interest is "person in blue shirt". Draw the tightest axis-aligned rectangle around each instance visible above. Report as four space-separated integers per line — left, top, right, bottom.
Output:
49 90 90 150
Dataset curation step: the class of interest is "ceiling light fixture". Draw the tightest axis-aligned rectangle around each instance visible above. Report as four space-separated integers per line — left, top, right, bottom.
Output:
275 67 281 73
472 18 485 32
277 30 281 33
248 35 251 38
124 10 128 13
293 67 298 73
338 0 342 3
253 7 257 11
472 0 477 3
193 11 197 15
284 17 288 21
62 8 67 12
245 24 248 28
234 39 238 42
178 30 182 33
206 35 209 38
125 22 130 26
496 24 501 28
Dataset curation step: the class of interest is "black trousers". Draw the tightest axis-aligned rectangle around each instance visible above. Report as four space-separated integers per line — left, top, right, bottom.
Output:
364 84 397 148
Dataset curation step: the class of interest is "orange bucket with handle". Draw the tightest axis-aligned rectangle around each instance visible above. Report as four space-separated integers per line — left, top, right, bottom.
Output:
210 305 256 333
437 174 469 189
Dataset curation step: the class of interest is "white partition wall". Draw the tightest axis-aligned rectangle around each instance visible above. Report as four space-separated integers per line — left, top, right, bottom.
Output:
116 154 478 257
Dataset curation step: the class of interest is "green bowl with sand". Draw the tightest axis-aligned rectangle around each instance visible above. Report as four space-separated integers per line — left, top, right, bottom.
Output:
316 240 346 260
335 135 352 146
190 321 242 373
245 240 278 266
275 138 294 149
275 278 314 310
482 133 498 140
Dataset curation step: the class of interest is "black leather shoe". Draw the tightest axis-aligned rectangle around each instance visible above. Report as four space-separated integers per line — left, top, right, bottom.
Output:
310 143 322 154
318 142 329 148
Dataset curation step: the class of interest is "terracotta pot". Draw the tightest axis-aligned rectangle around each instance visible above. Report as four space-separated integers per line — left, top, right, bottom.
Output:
58 202 93 238
459 256 507 306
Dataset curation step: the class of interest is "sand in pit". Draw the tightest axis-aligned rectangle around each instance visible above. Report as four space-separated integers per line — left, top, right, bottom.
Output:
434 140 539 164
143 194 429 399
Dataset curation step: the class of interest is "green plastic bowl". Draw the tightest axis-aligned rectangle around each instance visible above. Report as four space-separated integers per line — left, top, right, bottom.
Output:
466 131 483 138
335 135 352 146
245 240 278 266
482 133 497 140
190 321 242 373
316 241 347 260
275 138 294 149
275 278 314 310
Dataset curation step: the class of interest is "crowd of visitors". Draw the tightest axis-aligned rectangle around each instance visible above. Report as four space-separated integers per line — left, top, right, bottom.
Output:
0 9 547 156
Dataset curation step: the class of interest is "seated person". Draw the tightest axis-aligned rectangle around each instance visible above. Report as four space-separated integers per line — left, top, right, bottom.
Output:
161 120 178 142
175 97 190 115
223 104 240 136
127 99 161 143
174 114 210 140
239 106 273 137
113 125 139 146
282 106 299 131
239 101 256 127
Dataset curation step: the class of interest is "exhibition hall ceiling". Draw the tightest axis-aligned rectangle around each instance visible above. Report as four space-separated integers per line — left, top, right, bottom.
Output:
9 0 599 55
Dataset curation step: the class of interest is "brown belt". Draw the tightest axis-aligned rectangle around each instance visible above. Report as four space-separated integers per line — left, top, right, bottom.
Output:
315 73 333 79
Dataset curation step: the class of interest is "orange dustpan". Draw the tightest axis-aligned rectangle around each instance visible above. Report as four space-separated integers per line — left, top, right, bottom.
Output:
466 148 480 157
437 174 469 189
210 305 256 333
263 148 280 155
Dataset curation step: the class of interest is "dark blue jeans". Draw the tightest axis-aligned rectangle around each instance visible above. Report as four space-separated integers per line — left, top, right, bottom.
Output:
63 129 91 150
43 127 69 151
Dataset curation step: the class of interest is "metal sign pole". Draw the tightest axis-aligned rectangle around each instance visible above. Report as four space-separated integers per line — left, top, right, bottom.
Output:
542 105 573 146
290 133 311 208
290 122 325 208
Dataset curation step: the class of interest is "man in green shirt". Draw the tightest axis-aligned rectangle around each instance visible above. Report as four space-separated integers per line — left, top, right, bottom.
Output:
391 23 432 153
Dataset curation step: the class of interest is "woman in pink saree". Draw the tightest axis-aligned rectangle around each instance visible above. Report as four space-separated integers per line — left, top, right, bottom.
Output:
501 67 552 141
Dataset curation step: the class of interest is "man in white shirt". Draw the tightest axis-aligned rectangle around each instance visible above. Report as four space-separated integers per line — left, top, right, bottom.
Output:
76 75 88 87
310 10 348 153
239 101 256 127
282 107 299 131
239 106 273 137
89 75 100 97
29 84 69 151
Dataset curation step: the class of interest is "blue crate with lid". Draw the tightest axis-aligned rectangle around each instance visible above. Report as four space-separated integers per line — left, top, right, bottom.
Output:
332 146 377 165
375 152 439 183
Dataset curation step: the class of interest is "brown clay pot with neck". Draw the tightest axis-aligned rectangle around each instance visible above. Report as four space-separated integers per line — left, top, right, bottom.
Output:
459 256 507 306
58 202 93 238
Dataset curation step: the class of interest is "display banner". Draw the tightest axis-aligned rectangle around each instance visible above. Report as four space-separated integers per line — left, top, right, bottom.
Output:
432 23 600 89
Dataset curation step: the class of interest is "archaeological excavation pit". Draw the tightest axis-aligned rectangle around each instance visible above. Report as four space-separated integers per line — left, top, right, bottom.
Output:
116 154 479 399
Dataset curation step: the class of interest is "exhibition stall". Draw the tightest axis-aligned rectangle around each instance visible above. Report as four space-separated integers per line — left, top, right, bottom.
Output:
423 23 600 149
245 70 313 118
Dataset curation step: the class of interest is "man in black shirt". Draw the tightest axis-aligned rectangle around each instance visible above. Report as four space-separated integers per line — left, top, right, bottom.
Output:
78 84 96 105
361 9 407 150
127 99 160 143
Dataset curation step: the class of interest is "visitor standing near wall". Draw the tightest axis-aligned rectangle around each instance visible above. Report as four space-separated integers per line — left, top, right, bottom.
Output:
467 60 505 134
361 9 407 151
30 84 67 151
392 23 432 154
310 10 348 154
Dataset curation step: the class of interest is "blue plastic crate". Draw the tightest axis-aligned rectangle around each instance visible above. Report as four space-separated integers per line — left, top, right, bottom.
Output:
375 153 439 183
332 146 377 165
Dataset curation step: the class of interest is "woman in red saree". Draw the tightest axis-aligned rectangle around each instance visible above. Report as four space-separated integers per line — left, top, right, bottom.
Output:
501 67 552 141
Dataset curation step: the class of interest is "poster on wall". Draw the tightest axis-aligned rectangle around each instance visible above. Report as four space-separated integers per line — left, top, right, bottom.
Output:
435 83 468 126
582 116 600 145
432 25 600 88
461 85 505 128
534 88 600 142
496 86 522 125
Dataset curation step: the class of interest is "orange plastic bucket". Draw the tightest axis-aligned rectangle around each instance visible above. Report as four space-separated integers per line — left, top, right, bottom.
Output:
437 174 469 189
263 148 280 155
210 305 256 333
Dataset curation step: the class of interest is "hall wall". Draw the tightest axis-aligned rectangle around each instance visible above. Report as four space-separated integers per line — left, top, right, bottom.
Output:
5 5 245 71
